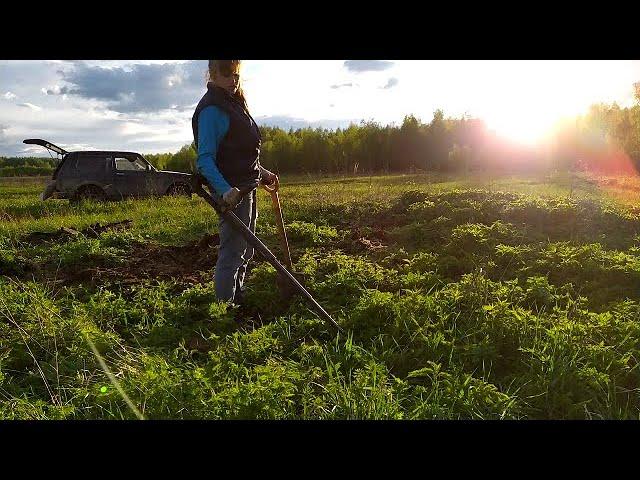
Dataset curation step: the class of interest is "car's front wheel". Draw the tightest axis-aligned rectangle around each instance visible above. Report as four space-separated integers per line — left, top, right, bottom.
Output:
71 185 107 204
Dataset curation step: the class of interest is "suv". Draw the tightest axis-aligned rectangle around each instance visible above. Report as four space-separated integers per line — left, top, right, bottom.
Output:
25 139 194 202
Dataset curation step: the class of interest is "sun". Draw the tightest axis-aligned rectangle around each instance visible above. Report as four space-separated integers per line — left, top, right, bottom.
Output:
484 110 555 146
455 60 630 147
480 92 586 147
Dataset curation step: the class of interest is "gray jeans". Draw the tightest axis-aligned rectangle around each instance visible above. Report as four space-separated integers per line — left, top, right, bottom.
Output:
215 189 257 303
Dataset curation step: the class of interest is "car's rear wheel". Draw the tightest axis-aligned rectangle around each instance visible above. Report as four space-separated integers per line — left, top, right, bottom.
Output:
71 185 107 203
167 183 192 197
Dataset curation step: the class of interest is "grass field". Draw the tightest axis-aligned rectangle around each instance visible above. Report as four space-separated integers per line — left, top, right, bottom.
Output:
1 171 639 419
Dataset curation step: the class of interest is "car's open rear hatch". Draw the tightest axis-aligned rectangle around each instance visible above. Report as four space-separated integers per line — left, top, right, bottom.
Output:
23 139 70 200
23 138 69 157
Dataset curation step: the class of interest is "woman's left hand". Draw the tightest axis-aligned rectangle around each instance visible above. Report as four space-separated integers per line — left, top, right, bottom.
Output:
260 167 278 186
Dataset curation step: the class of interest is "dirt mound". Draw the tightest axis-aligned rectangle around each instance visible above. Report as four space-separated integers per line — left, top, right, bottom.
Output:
338 225 387 253
22 220 133 245
39 233 221 288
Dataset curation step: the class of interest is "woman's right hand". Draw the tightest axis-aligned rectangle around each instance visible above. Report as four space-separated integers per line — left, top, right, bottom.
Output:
222 187 242 209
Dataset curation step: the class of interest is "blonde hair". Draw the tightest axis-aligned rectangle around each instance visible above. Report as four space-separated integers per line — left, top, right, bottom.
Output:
207 60 247 108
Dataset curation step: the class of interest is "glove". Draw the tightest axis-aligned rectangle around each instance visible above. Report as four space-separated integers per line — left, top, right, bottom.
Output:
222 187 242 209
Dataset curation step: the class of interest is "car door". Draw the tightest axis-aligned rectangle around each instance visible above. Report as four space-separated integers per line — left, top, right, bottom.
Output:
111 155 152 198
137 155 164 195
58 153 109 194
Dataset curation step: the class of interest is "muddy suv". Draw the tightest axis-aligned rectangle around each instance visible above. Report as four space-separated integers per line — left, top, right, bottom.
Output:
25 139 194 202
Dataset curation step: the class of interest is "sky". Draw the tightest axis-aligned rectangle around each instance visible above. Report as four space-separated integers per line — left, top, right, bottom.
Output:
1 60 639 157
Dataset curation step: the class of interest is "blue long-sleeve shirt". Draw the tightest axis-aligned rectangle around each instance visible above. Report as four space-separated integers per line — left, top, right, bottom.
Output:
197 105 232 195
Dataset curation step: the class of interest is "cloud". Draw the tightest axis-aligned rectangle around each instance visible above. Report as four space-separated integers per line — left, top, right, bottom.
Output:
41 85 71 95
0 61 203 156
344 60 394 73
330 82 355 89
380 77 399 89
3 92 17 100
18 102 43 111
0 124 9 145
57 60 208 113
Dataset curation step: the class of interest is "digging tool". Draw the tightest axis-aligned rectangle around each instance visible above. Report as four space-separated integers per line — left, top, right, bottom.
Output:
261 176 293 269
260 177 308 299
191 174 343 333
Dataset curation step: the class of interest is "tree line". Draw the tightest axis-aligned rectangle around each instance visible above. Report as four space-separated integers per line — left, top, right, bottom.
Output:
0 157 56 177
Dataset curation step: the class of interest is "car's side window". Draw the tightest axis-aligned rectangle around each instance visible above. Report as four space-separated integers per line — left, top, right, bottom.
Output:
115 156 148 172
75 155 107 175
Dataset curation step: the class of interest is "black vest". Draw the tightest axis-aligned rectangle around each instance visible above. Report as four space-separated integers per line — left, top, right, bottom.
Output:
192 83 262 188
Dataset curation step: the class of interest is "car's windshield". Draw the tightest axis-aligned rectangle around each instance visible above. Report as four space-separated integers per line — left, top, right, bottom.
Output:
137 155 156 171
115 156 148 171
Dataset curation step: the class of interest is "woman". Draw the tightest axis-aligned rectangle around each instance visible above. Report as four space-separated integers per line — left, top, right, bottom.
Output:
192 60 277 305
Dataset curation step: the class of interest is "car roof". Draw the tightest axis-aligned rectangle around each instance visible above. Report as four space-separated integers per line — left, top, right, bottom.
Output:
72 151 143 157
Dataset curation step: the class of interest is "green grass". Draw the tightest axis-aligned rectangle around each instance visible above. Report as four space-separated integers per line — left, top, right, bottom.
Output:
1 171 639 419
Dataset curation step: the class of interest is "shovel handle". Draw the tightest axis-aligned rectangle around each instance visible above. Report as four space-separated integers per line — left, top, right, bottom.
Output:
261 177 293 270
